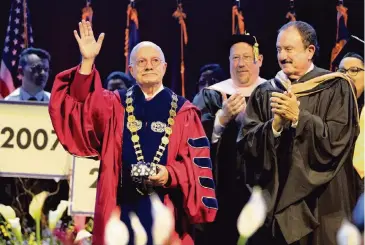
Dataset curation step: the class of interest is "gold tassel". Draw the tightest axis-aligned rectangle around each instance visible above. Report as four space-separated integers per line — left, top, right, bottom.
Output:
253 36 259 63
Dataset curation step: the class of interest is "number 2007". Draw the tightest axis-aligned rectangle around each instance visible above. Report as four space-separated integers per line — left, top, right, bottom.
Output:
0 127 59 150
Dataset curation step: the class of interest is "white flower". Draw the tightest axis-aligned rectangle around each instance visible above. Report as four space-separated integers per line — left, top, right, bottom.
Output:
129 212 148 245
0 204 16 221
150 194 174 245
336 219 362 245
74 229 92 243
29 191 49 221
8 218 23 242
237 186 267 238
105 208 129 245
48 200 69 231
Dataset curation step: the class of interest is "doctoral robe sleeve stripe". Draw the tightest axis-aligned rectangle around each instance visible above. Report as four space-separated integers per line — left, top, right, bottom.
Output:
188 137 210 148
193 157 212 169
202 197 218 209
199 177 215 190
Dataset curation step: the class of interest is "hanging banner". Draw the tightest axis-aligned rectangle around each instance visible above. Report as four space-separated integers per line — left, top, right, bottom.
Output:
0 101 72 180
69 157 99 216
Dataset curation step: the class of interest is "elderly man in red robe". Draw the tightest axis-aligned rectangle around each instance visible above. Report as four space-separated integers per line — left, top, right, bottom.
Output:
49 20 217 245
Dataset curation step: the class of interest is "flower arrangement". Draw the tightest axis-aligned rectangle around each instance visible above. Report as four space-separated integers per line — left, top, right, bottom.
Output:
0 186 269 245
0 191 92 245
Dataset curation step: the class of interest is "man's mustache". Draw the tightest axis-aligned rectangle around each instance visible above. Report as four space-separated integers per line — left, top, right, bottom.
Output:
280 60 292 64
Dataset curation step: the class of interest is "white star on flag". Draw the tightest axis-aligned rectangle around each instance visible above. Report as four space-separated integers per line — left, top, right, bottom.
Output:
14 18 19 24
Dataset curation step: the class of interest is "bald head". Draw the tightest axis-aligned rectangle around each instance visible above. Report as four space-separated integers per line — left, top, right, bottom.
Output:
128 41 167 87
129 41 165 65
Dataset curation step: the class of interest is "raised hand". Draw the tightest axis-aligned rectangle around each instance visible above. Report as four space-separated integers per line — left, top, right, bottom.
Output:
73 20 105 61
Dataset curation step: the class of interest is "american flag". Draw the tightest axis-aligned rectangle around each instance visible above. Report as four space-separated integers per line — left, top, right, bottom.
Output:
0 0 34 98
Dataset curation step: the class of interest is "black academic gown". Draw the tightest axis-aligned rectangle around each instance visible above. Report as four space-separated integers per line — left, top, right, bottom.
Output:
193 90 251 245
238 66 363 245
357 92 364 114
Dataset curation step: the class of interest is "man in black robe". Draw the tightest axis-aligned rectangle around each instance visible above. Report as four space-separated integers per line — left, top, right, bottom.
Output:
193 34 266 245
238 21 362 245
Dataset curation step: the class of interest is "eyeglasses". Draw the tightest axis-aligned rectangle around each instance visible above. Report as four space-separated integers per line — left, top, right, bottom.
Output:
132 57 164 68
29 64 50 73
337 67 364 76
231 55 254 64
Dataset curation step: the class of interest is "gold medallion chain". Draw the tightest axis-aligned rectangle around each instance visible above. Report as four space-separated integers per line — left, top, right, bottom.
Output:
125 89 178 166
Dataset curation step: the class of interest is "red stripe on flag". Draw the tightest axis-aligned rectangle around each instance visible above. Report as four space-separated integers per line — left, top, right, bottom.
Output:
0 60 15 98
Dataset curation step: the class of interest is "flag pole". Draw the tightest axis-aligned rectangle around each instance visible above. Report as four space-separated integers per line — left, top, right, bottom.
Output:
286 0 297 22
23 0 28 48
125 0 139 73
232 0 245 35
173 0 188 97
330 0 349 71
82 0 93 22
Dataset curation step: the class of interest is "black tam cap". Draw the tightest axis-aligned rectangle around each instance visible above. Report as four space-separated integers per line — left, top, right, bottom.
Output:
230 34 258 48
332 35 364 69
229 33 260 62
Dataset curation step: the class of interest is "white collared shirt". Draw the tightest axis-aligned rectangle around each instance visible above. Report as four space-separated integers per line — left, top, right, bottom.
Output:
140 84 164 100
4 87 50 102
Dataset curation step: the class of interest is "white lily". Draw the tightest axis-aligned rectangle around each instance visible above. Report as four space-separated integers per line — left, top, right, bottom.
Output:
0 204 16 221
29 191 49 244
237 186 267 244
8 218 23 242
129 212 148 245
336 219 362 245
105 208 129 245
48 200 69 231
150 194 174 245
29 191 49 221
74 229 92 243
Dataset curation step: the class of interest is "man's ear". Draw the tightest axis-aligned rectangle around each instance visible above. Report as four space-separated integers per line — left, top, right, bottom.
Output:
128 65 135 78
307 44 316 60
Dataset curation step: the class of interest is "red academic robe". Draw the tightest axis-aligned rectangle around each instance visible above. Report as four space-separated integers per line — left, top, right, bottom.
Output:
49 66 217 245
